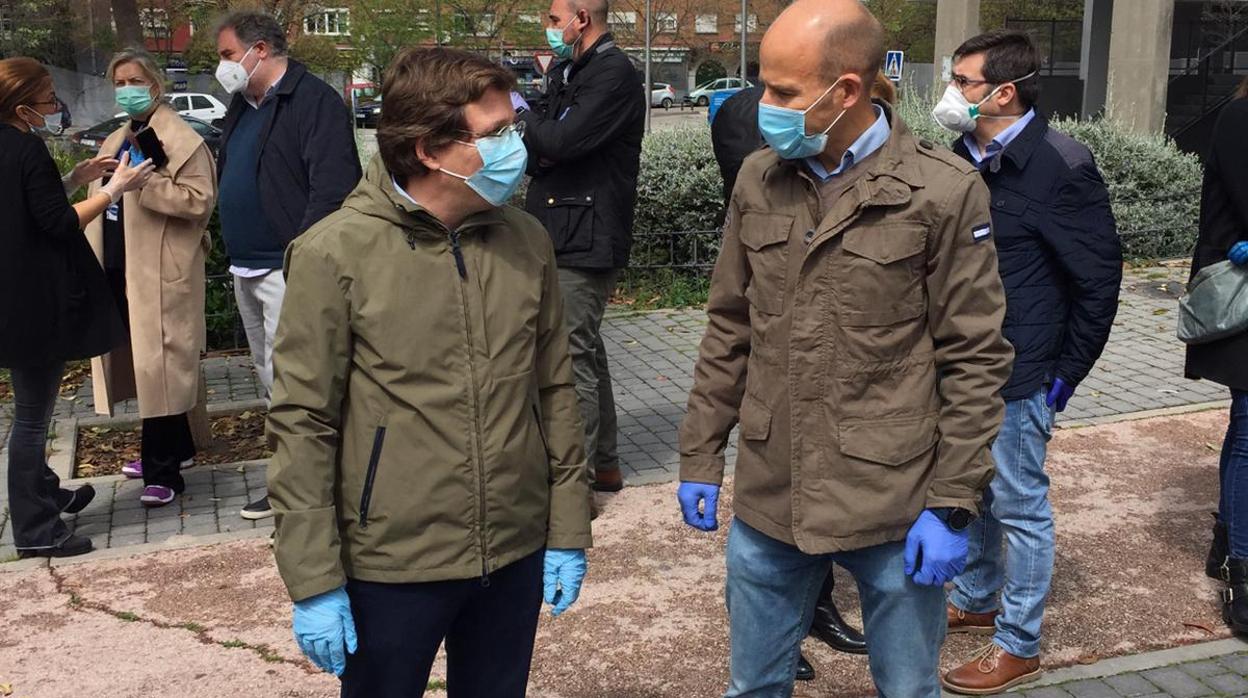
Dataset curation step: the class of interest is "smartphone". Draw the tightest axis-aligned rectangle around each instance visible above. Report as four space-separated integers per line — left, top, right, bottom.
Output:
133 126 168 169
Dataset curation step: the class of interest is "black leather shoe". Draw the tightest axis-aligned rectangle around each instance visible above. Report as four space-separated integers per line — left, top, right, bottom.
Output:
1220 557 1248 634
795 653 815 681
1208 513 1229 580
56 484 96 515
810 595 868 655
17 533 94 559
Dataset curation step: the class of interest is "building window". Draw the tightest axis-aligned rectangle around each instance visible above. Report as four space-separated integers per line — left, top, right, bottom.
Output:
140 7 170 37
518 13 542 25
305 7 350 36
608 11 637 32
474 13 497 37
656 12 677 33
734 13 758 33
695 14 717 34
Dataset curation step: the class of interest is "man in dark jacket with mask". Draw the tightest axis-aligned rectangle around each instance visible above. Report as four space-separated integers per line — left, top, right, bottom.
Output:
936 31 1121 695
518 0 646 495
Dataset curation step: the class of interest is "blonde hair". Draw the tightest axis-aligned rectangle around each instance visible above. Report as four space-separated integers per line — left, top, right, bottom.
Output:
107 49 166 102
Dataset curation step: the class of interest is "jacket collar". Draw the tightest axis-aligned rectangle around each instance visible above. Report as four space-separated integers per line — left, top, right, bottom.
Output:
953 109 1049 174
347 155 504 241
566 32 617 79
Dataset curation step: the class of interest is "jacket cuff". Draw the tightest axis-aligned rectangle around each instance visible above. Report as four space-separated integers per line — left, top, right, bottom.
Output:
272 506 347 602
547 531 593 549
679 454 726 486
924 492 985 518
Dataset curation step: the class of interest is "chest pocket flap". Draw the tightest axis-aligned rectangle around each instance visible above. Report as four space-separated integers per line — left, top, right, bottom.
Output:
842 223 927 264
739 212 794 316
991 190 1030 217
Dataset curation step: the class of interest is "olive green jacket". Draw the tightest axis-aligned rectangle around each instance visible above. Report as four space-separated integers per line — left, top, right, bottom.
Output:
680 108 1014 553
268 156 593 602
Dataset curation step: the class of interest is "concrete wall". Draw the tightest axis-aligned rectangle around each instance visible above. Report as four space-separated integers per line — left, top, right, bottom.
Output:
933 0 980 86
1105 0 1176 134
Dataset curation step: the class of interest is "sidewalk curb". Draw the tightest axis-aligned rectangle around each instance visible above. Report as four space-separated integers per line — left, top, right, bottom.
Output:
0 528 274 574
1057 399 1230 430
965 637 1248 695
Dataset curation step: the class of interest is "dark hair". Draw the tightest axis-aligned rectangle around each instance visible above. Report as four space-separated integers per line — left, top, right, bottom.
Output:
0 57 52 123
216 10 288 55
378 47 514 180
953 30 1041 109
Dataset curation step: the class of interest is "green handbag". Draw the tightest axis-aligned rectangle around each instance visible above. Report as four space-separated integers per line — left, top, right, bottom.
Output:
1177 260 1248 345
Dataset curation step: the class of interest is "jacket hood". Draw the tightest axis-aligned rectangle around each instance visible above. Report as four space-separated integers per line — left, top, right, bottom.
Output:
343 154 505 241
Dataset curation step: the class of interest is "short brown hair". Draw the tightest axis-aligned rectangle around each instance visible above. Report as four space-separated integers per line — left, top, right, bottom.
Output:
0 57 52 123
107 49 167 102
378 47 515 180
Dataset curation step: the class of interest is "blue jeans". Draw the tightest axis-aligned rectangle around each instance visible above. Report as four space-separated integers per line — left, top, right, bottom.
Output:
1219 390 1248 558
724 518 946 698
949 390 1055 659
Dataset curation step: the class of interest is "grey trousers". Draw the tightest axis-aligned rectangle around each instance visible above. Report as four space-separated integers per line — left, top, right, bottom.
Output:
557 267 620 479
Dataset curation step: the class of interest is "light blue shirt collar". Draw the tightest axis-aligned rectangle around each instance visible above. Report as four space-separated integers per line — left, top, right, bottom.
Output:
963 108 1036 165
805 105 890 182
392 175 420 207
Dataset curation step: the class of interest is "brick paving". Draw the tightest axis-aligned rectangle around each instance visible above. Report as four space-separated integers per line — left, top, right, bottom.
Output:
1001 651 1248 697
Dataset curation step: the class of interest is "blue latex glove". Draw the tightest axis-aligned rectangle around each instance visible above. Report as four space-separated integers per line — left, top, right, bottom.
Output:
543 548 587 616
904 510 969 586
1230 241 1248 266
292 586 358 676
677 481 720 531
1045 377 1075 412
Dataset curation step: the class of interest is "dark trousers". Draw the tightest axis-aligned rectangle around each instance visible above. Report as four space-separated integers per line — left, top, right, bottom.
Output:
6 362 70 550
1221 389 1248 557
141 413 195 492
341 548 544 698
557 267 619 479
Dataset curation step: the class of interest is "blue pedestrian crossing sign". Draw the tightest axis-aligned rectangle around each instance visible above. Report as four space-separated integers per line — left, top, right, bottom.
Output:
884 50 905 82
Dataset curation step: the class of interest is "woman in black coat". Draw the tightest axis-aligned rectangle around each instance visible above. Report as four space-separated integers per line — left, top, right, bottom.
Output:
0 57 153 558
1189 78 1248 631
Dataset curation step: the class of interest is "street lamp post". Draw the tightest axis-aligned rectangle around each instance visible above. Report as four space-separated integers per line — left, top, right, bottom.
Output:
644 0 652 133
740 0 747 82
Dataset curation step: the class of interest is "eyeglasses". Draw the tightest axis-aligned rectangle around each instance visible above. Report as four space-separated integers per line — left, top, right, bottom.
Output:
950 75 993 90
458 120 525 142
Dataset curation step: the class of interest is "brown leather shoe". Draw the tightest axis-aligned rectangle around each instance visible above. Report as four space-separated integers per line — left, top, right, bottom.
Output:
942 644 1041 695
948 604 998 635
592 468 624 492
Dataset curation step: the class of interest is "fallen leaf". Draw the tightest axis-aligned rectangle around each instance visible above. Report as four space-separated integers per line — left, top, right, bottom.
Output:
236 466 246 474
239 410 255 419
1208 443 1221 452
1182 621 1216 634
1159 389 1179 394
1152 308 1169 315
0 682 11 696
1076 653 1099 665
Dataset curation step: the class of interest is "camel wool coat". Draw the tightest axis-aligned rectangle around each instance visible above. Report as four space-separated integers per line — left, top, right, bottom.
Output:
84 103 217 419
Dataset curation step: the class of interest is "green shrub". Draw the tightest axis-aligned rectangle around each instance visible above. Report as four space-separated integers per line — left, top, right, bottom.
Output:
894 83 1202 260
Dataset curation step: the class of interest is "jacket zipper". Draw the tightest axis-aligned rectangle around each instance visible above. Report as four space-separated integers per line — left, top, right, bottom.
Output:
358 426 386 530
451 231 490 586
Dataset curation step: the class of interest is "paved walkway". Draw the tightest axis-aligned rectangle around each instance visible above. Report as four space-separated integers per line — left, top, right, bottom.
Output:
0 264 1229 563
1001 646 1248 697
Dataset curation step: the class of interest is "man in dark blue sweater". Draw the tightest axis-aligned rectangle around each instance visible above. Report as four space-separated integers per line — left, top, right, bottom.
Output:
936 31 1122 694
214 10 361 521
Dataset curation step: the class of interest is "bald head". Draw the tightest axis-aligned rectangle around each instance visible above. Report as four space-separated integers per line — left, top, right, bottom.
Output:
566 0 607 24
767 0 885 83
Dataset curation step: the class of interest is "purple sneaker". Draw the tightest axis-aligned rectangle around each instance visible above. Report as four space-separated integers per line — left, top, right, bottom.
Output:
122 458 194 480
140 485 176 507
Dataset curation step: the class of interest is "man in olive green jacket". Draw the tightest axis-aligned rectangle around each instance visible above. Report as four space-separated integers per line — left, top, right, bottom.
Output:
676 1 1013 696
267 47 592 698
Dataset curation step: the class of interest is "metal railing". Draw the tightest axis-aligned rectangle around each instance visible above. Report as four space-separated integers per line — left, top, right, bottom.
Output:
1167 23 1248 138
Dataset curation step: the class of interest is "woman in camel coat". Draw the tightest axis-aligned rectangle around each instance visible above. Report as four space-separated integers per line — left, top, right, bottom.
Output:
84 50 217 508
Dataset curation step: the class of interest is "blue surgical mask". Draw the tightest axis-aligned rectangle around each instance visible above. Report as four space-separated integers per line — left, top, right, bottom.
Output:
442 126 529 207
757 78 846 160
546 17 580 60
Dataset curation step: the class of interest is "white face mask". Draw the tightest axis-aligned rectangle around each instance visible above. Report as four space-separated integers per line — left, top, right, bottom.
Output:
19 104 63 136
930 71 1037 133
216 44 260 95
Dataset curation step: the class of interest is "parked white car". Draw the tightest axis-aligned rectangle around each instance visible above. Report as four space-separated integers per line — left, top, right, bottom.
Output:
118 92 228 123
688 77 753 106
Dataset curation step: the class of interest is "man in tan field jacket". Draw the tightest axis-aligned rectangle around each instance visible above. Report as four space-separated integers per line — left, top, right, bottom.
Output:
675 1 1013 695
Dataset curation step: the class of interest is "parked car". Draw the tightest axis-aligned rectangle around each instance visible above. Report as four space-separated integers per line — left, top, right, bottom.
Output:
354 96 382 129
688 77 753 106
70 114 223 158
114 93 228 125
650 82 678 109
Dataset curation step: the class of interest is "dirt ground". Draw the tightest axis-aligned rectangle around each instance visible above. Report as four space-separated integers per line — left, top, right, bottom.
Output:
75 410 271 478
0 408 1233 698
